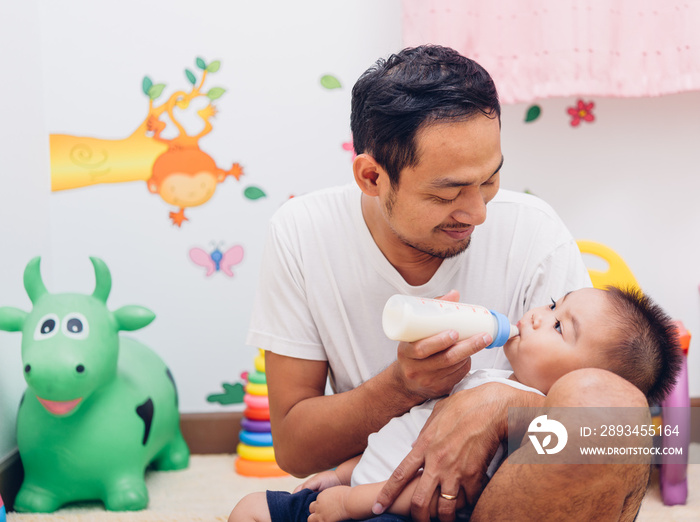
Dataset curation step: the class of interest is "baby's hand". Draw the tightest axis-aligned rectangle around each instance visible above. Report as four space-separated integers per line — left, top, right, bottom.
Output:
308 486 352 522
293 469 343 493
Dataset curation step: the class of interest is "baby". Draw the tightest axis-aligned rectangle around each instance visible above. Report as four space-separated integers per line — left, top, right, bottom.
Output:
230 286 682 522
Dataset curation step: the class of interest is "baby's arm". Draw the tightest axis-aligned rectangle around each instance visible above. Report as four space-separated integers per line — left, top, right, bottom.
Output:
293 455 362 493
309 475 466 522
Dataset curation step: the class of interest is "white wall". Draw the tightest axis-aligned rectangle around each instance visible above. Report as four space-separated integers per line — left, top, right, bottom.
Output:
0 0 52 461
36 0 404 415
2 0 699 466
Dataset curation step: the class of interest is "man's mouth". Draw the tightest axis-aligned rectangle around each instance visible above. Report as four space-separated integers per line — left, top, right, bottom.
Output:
37 397 83 416
441 226 473 240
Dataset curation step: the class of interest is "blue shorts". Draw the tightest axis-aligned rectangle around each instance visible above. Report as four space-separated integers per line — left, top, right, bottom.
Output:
267 489 319 522
266 488 411 522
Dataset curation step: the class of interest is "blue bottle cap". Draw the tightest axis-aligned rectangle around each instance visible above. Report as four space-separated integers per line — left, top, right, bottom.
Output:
487 310 513 348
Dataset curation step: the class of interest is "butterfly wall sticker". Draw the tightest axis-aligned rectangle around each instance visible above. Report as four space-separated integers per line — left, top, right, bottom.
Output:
189 244 244 277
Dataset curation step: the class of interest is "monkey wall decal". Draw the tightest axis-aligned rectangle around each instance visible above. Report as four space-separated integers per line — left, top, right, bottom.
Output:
50 57 243 227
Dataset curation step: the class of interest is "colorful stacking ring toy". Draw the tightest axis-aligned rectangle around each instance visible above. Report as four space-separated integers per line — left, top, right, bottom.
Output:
237 442 275 462
241 419 271 433
244 407 270 421
254 351 265 373
247 370 267 385
245 382 268 396
235 457 287 477
239 430 274 446
235 348 288 478
244 394 269 409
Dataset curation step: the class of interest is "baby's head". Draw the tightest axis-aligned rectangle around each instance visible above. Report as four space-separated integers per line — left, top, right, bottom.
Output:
504 287 682 403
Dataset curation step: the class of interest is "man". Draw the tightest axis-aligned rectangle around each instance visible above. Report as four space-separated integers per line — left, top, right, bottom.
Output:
247 45 649 520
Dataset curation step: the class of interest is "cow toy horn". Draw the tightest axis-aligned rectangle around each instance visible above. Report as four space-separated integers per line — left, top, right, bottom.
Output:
23 257 48 304
90 257 111 303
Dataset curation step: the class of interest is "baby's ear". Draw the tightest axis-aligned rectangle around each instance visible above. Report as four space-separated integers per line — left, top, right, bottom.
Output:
113 305 155 331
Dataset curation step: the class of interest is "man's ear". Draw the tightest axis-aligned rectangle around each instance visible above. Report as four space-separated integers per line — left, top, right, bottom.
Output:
353 154 385 196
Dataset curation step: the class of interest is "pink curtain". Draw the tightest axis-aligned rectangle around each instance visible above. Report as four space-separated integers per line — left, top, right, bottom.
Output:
402 0 700 103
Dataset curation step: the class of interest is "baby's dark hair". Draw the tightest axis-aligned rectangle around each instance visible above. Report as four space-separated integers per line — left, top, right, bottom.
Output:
602 286 683 404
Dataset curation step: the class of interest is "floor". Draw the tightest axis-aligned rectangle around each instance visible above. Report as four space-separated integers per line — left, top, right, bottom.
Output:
5 449 700 521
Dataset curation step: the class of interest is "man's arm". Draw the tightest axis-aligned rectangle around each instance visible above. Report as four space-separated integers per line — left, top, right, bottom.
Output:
375 382 544 522
472 369 651 521
266 352 415 477
266 330 491 477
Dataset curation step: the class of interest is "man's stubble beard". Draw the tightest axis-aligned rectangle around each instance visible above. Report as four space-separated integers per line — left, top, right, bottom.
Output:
384 187 472 260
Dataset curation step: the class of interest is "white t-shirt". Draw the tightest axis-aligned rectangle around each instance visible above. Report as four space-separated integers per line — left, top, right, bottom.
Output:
350 369 544 487
247 183 590 394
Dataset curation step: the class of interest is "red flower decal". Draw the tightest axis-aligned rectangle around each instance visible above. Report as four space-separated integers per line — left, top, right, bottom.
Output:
567 99 595 127
342 139 357 161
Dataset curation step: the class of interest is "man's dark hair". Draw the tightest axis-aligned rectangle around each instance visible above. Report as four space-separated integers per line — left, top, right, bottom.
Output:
350 45 500 188
603 286 683 404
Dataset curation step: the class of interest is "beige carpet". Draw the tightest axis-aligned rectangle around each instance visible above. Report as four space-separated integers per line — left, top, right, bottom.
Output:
6 448 700 521
5 455 304 522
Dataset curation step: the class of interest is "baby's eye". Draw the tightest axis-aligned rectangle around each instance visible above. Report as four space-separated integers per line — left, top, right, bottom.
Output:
549 298 557 310
554 320 562 334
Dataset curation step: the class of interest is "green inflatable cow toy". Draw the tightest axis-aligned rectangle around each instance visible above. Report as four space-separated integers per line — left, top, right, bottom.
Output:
0 257 189 512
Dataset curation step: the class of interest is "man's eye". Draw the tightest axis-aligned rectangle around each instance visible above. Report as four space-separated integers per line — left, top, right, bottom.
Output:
549 298 557 310
432 195 457 204
554 320 562 334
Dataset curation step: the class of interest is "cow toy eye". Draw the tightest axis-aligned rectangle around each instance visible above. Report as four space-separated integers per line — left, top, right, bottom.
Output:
34 313 60 340
67 318 83 333
62 313 89 340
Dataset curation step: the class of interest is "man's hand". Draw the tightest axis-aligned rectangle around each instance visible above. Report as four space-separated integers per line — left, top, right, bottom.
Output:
375 383 538 522
392 290 492 401
393 331 491 401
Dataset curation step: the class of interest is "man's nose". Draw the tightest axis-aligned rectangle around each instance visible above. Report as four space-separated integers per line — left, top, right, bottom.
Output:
451 188 487 225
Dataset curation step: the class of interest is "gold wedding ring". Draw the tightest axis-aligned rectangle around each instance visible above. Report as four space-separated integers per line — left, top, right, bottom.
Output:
440 492 458 500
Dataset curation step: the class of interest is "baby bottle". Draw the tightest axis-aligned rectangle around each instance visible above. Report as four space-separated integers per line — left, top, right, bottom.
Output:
382 294 519 348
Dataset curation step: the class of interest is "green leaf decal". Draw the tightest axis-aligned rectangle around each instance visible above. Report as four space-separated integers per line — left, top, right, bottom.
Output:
142 76 153 96
196 57 207 70
320 74 342 90
206 382 245 405
185 69 197 85
525 105 542 122
244 186 267 200
148 83 166 100
206 60 221 73
206 87 226 100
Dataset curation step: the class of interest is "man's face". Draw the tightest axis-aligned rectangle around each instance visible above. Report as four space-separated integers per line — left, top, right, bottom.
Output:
504 288 614 395
378 115 502 259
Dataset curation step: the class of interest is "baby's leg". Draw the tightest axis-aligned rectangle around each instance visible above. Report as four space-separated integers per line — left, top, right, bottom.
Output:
229 491 271 522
